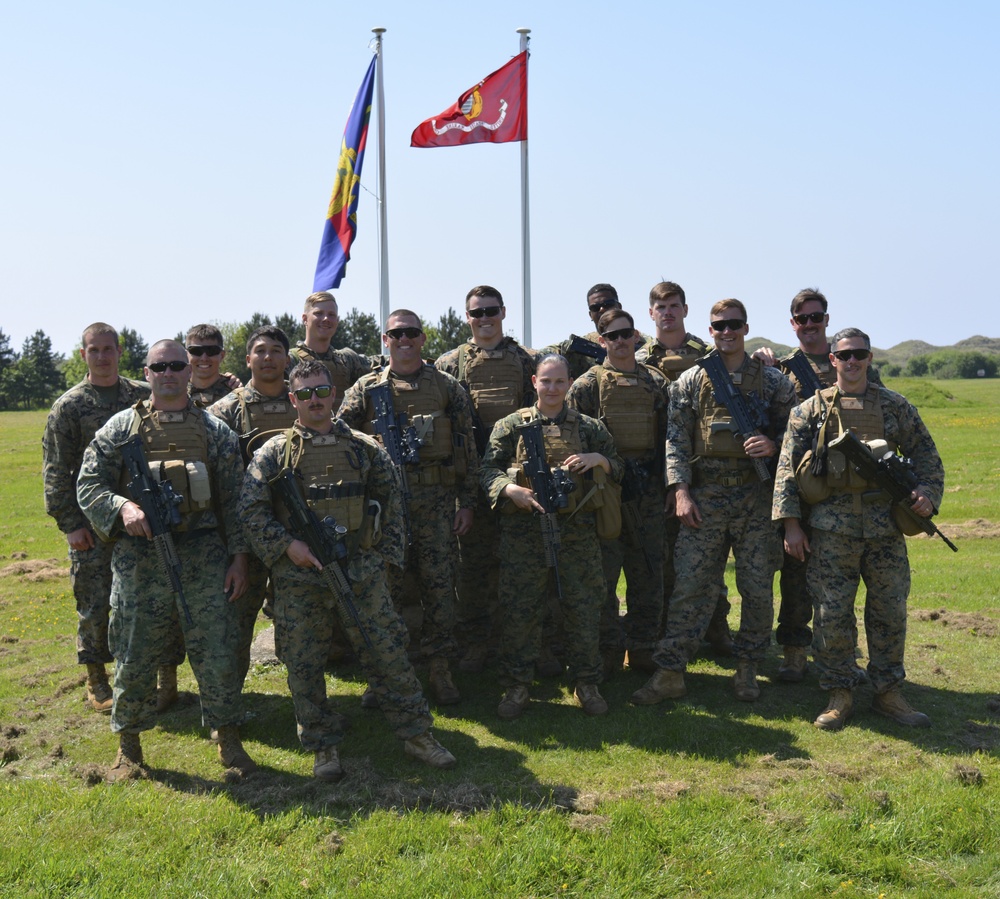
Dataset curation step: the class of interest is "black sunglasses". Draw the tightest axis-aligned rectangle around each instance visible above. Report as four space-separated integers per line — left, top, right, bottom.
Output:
601 327 635 342
292 385 333 400
468 306 502 319
385 327 423 340
186 344 223 357
793 312 826 325
832 348 870 362
710 319 746 332
148 361 189 373
588 299 619 314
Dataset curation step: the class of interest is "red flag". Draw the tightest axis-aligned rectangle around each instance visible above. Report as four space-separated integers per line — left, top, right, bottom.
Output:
411 52 527 148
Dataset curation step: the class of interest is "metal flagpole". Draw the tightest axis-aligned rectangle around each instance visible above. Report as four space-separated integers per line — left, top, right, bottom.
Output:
516 27 531 348
373 27 390 325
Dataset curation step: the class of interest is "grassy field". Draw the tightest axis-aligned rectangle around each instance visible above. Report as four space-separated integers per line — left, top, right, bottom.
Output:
1 380 998 898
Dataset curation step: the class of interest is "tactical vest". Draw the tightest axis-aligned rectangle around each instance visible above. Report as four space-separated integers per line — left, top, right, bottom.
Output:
513 409 600 514
642 335 707 381
596 366 658 457
458 342 524 430
693 357 766 460
236 386 298 458
820 385 894 491
292 344 352 411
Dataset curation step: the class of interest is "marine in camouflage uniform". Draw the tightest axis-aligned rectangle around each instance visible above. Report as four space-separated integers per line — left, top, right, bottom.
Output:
42 322 150 711
339 310 479 705
77 340 256 780
481 353 624 718
435 285 536 672
186 324 241 409
238 360 456 778
566 309 669 675
773 327 944 730
631 299 796 706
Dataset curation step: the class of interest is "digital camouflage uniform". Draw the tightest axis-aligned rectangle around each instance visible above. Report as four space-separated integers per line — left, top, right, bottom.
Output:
76 400 250 735
480 404 624 688
43 376 150 664
288 342 371 414
239 420 433 751
773 383 944 692
339 363 479 660
566 361 669 658
652 353 795 670
189 377 236 410
435 337 536 650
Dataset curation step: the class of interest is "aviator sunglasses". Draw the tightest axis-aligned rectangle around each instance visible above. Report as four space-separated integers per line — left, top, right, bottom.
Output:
385 327 423 340
148 361 189 373
832 348 871 362
601 327 635 342
792 312 826 325
468 306 502 318
186 344 224 357
710 319 746 332
292 385 333 400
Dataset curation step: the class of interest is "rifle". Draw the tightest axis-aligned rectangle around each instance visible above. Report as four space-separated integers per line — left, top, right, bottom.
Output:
696 352 772 482
515 419 577 598
367 381 420 545
567 335 607 365
117 434 193 625
828 430 957 552
621 460 654 574
783 349 826 400
269 468 374 647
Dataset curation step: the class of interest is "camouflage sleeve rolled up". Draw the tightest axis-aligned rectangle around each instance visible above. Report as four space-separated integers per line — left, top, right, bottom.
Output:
564 366 602 418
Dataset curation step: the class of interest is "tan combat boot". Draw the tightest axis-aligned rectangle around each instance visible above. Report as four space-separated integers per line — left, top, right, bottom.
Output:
216 725 259 775
497 685 530 719
85 663 113 713
156 665 178 713
106 732 144 783
872 687 931 728
630 669 687 705
313 745 344 782
778 646 809 683
814 688 853 730
428 657 460 706
733 660 760 701
574 683 609 716
404 731 457 769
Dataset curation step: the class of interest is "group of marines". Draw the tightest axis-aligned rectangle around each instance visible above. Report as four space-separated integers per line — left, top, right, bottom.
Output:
41 280 946 782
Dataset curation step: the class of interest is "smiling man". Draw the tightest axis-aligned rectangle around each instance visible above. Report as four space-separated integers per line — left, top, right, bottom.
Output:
186 324 240 409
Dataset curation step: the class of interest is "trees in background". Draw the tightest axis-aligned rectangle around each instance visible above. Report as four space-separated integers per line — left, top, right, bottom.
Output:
0 330 65 410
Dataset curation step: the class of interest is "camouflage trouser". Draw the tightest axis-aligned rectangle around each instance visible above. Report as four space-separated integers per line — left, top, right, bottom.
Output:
68 538 114 664
272 557 432 751
600 485 665 652
775 521 814 647
108 531 242 734
653 481 781 670
497 513 604 687
808 528 910 692
234 553 268 687
388 483 459 660
662 514 730 634
454 492 501 647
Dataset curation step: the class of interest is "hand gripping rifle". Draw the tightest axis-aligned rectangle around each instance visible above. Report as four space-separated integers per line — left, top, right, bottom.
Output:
696 352 772 482
828 431 958 552
622 459 655 575
783 349 826 400
515 420 577 599
367 381 421 545
117 434 193 625
269 468 373 647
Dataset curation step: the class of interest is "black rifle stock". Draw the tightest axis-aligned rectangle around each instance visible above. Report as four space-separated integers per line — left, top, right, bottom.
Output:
783 349 826 400
696 353 772 482
567 335 607 365
828 430 957 552
117 434 193 625
367 381 420 545
270 469 373 647
515 419 576 598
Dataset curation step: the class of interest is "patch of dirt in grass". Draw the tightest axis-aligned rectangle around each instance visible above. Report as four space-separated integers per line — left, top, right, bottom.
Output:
941 518 1000 540
913 608 1000 637
0 558 67 581
953 764 983 786
55 674 87 697
572 779 690 812
567 812 611 833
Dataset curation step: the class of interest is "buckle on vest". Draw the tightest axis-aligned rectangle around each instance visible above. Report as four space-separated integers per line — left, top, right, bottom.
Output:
718 473 745 487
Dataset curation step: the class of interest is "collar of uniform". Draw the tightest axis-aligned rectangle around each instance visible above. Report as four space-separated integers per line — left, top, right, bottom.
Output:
533 403 569 426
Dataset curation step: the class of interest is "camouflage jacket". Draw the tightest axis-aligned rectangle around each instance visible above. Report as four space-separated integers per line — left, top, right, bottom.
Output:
435 336 537 410
288 342 372 380
189 377 236 410
76 401 249 554
206 382 292 434
634 332 709 382
42 377 150 533
773 385 945 538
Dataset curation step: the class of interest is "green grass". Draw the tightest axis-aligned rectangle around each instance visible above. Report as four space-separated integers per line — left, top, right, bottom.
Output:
2 383 1000 898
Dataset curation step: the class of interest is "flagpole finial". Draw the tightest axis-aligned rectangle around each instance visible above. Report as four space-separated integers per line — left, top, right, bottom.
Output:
516 27 531 35
372 27 386 35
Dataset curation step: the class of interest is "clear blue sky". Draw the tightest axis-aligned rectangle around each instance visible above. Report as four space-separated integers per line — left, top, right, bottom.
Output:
3 1 997 356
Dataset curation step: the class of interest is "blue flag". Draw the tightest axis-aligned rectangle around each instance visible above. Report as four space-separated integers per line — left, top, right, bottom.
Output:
313 56 377 291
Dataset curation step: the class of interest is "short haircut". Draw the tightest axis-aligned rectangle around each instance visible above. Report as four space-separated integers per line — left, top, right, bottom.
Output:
465 285 504 310
598 309 635 333
386 309 423 329
304 291 338 311
710 298 748 321
831 327 871 352
246 325 289 356
186 324 224 346
586 283 619 303
649 281 686 307
82 322 118 346
146 339 187 364
288 359 333 388
534 353 570 377
790 288 828 314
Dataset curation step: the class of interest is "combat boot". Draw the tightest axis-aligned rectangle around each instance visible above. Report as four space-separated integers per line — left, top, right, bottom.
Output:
85 663 113 713
872 688 931 728
778 646 809 683
404 731 457 769
574 683 609 716
630 668 686 705
814 688 853 730
428 657 461 705
216 725 258 775
733 660 760 701
458 643 488 674
313 745 344 782
497 685 530 719
106 732 144 783
703 607 734 657
156 665 178 713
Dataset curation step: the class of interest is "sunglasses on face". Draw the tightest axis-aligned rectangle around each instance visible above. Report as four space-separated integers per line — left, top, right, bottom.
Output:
292 385 333 400
793 312 826 325
601 327 635 342
186 344 223 357
148 361 189 373
468 306 502 319
588 299 619 314
710 319 746 332
832 348 870 362
385 327 423 340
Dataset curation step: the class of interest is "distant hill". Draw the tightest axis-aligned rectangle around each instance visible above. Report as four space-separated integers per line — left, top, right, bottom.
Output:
746 335 1000 368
